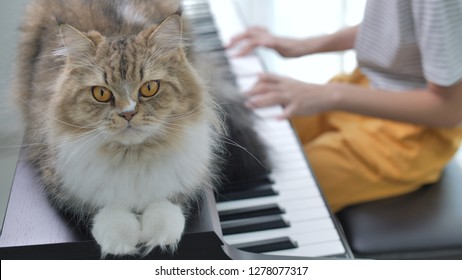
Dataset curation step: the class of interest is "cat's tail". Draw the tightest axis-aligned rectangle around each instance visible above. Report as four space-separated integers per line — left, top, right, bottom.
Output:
194 53 272 186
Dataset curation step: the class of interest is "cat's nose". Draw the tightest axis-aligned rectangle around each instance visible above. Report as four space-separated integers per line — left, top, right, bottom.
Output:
119 111 137 121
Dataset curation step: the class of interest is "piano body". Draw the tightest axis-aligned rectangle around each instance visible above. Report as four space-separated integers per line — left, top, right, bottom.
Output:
0 0 353 259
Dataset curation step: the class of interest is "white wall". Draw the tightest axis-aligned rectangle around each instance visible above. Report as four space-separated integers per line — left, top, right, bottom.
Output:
234 0 366 83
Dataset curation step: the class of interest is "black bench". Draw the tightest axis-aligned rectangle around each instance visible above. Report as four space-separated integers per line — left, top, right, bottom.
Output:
336 158 462 259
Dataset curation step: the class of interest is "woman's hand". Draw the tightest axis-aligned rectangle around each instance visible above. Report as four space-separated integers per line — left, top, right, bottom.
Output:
226 27 304 57
245 73 336 119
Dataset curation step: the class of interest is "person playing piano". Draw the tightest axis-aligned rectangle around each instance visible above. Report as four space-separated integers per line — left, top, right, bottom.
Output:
227 0 462 212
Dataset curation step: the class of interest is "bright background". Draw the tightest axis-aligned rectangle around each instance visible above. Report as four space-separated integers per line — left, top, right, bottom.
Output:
234 0 367 83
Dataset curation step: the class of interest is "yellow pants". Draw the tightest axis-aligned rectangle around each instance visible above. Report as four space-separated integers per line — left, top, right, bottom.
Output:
291 69 462 213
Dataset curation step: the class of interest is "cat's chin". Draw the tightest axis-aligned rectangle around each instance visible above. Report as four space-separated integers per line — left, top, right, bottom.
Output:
113 127 151 145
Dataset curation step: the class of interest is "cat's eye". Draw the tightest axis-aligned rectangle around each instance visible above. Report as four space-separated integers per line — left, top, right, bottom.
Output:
139 80 160 98
92 86 113 103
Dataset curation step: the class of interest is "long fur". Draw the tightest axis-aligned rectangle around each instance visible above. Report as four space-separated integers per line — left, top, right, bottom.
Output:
14 0 269 256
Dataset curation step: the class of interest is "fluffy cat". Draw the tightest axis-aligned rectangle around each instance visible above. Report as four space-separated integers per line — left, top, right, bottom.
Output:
15 0 268 256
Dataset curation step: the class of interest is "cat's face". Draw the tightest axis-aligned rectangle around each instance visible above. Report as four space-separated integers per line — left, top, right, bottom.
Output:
51 15 205 147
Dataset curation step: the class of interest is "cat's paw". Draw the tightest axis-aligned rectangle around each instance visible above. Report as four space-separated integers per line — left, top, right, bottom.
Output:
140 201 185 251
91 206 141 256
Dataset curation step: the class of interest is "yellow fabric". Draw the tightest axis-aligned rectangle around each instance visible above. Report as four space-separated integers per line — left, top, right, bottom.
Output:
291 69 462 212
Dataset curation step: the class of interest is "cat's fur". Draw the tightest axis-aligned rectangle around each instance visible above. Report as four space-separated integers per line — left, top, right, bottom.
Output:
15 0 268 256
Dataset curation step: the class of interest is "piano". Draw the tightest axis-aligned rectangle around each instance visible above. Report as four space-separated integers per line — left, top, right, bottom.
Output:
0 0 353 259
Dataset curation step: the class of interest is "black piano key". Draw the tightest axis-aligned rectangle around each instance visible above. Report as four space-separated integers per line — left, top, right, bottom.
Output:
185 10 212 19
216 183 277 202
219 203 285 221
192 26 218 36
233 237 298 253
222 174 274 191
194 42 225 53
189 17 215 27
221 215 290 235
194 32 221 41
190 28 216 38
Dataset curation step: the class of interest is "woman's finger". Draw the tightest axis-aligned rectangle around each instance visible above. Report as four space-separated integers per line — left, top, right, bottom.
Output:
234 39 260 57
259 73 283 83
245 80 274 97
245 92 285 108
226 31 252 49
277 103 297 120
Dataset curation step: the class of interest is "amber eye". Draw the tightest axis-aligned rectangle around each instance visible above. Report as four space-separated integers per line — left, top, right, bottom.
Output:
139 80 160 98
92 86 113 103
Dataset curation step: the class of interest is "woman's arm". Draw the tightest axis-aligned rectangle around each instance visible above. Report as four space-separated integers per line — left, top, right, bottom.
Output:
246 74 462 127
292 25 359 56
227 25 359 57
331 81 462 127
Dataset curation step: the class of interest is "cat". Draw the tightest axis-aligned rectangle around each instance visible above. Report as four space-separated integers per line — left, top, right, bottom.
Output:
14 0 269 256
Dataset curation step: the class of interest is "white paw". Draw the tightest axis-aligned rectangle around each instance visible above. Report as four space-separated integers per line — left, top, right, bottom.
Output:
140 201 185 250
91 206 141 256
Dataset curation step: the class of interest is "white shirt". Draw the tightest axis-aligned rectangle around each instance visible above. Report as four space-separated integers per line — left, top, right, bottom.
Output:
355 0 462 91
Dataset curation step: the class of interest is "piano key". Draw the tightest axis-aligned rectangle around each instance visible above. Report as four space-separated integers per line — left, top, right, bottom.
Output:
224 218 336 245
191 25 218 36
228 56 265 77
219 203 285 221
267 240 346 258
216 183 278 202
221 174 274 191
217 194 326 213
194 41 225 52
233 236 297 253
208 0 248 46
272 178 318 191
221 215 290 235
223 202 330 229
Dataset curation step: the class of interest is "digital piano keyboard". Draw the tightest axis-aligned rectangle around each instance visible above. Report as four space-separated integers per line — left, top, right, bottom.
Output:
186 0 352 258
0 0 352 259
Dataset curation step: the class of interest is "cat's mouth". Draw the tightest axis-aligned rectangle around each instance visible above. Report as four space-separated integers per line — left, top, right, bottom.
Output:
111 120 165 146
113 125 149 145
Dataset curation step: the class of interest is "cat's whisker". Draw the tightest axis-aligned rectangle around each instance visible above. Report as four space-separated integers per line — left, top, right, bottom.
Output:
218 136 267 169
162 106 205 122
18 99 100 130
57 130 107 168
27 129 105 167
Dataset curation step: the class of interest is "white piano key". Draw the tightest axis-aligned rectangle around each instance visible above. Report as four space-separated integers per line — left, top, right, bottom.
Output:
261 134 299 146
268 150 306 161
272 160 310 173
281 207 330 223
272 178 318 191
229 56 265 77
217 194 326 212
261 137 299 149
274 185 320 199
282 199 328 212
219 190 324 216
253 108 283 119
259 134 300 148
208 0 247 45
236 75 259 93
271 169 312 182
224 218 335 245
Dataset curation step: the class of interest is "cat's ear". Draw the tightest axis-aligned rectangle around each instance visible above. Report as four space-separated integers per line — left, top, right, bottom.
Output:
139 14 183 55
56 24 103 60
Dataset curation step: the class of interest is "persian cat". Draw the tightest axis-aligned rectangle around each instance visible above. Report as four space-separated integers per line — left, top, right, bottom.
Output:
15 0 268 256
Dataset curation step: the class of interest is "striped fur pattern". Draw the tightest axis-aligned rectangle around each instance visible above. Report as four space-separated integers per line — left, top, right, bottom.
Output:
15 0 269 256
